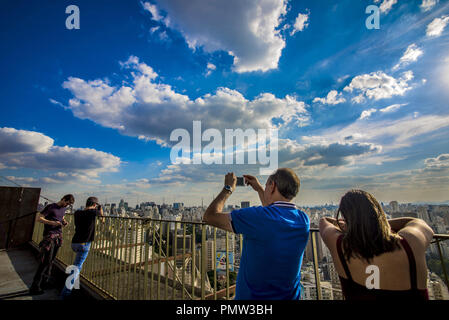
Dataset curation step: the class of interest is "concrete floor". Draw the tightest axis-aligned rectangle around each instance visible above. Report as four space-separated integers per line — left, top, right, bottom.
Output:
0 247 60 300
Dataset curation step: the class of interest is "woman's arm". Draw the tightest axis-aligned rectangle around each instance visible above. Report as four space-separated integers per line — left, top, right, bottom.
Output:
393 218 434 249
319 217 344 247
387 217 415 232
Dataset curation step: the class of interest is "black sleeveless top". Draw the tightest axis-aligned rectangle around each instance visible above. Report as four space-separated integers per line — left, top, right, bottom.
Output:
336 235 429 300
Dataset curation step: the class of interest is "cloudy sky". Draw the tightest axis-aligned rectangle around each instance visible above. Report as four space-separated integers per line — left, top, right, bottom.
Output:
1 0 449 207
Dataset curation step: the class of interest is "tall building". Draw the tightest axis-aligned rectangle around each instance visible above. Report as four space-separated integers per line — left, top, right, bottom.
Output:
389 201 399 213
173 202 184 210
322 261 343 300
428 274 449 300
417 206 431 224
302 281 334 300
101 223 150 265
170 231 192 258
241 201 250 209
206 240 215 271
216 235 236 253
444 214 449 226
305 234 324 262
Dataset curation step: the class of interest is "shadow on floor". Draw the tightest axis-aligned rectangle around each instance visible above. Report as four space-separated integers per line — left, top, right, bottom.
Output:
0 245 88 300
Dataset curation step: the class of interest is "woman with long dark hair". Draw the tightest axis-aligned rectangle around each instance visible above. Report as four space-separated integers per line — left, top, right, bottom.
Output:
319 189 434 300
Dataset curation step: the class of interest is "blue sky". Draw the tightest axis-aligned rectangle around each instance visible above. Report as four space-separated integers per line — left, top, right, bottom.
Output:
1 0 449 207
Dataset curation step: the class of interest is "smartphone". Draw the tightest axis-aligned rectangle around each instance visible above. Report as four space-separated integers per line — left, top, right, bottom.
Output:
236 176 245 186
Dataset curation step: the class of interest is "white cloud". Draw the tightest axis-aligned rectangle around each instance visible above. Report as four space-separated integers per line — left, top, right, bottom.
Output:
146 137 382 189
360 108 377 120
392 44 423 70
126 178 151 189
299 154 449 198
374 0 398 14
205 62 216 77
6 172 103 186
379 103 407 113
290 12 309 35
351 94 366 104
278 139 381 167
358 103 407 120
423 153 449 172
142 2 163 22
302 113 449 151
421 0 439 12
337 75 350 83
0 127 121 180
143 0 288 73
426 15 449 37
61 56 309 145
6 176 38 184
0 127 54 154
158 31 169 41
344 71 414 102
313 90 346 105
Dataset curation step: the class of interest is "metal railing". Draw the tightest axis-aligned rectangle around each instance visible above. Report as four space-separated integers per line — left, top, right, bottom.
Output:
31 215 449 300
31 215 242 300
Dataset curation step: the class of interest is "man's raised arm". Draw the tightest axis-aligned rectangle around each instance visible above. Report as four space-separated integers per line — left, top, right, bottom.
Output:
202 173 236 232
243 174 267 206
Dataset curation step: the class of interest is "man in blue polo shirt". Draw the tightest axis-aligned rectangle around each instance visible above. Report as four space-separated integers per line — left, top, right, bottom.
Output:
203 168 310 300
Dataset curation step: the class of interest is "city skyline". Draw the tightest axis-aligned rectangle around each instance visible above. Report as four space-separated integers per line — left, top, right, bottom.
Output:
2 1 449 206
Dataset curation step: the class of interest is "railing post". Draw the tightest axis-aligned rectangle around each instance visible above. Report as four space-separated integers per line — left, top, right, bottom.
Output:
165 222 170 300
182 223 186 300
226 231 229 300
126 219 132 299
172 222 178 300
213 227 217 300
157 221 162 300
435 238 449 291
138 219 145 300
143 221 149 300
191 224 196 299
118 218 124 299
112 217 119 300
201 224 206 300
311 231 322 300
150 220 156 299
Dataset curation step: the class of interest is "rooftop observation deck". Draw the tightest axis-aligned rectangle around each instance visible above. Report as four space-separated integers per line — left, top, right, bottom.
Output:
1 187 448 301
1 217 447 300
0 247 61 300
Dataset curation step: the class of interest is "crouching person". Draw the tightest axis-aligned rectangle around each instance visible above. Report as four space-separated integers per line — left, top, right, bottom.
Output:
203 168 310 300
60 196 103 299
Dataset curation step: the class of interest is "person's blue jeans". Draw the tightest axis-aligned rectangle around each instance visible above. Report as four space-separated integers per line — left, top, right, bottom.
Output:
60 242 91 299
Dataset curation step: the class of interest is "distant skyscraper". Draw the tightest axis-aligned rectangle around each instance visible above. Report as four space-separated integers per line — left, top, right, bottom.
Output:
241 201 250 208
417 206 431 224
389 201 399 213
428 275 449 300
305 234 324 262
173 202 184 210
